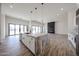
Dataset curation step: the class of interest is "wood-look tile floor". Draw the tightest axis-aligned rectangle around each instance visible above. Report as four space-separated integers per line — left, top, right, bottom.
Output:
0 35 33 56
47 34 76 56
36 34 76 56
0 34 76 56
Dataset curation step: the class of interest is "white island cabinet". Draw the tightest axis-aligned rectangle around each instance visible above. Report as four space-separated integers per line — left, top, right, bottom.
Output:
20 34 35 54
20 33 47 55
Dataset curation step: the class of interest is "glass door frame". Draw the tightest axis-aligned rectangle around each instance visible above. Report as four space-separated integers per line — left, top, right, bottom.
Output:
8 23 28 36
15 24 20 35
8 23 15 36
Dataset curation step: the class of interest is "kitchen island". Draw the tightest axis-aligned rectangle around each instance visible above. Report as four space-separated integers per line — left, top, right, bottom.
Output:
20 33 76 56
20 33 47 55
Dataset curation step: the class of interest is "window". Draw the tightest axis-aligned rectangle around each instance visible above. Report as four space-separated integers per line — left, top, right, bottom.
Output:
38 27 41 33
9 24 15 35
8 24 28 35
15 25 19 34
24 26 27 33
32 26 36 34
20 25 24 33
32 26 41 34
36 26 38 33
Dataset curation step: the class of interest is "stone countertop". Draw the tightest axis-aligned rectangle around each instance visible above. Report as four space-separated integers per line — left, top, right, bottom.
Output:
26 33 47 38
20 33 47 38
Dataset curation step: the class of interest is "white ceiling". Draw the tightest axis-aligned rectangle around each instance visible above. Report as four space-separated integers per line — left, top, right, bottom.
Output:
1 3 77 23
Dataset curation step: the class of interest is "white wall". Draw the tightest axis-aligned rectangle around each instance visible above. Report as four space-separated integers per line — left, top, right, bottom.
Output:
51 11 76 35
43 13 68 34
55 13 68 34
1 14 5 40
0 4 5 42
0 4 1 41
68 11 76 33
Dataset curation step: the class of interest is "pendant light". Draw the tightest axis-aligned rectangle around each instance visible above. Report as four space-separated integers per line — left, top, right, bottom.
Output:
29 10 33 33
41 3 44 33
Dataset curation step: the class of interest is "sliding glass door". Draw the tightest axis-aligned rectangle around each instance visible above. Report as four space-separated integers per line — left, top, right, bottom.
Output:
15 25 20 34
32 26 36 34
24 26 27 33
9 24 15 35
8 24 28 36
20 25 24 33
32 26 41 34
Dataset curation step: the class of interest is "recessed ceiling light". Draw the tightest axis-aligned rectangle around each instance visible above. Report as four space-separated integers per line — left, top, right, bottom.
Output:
61 8 64 11
35 8 37 10
10 5 13 8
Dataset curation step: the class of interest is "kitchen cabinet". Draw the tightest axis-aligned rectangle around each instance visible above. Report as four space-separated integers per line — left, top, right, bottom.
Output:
20 33 47 55
20 34 35 54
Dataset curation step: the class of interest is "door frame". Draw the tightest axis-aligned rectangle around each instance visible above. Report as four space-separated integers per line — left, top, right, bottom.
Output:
8 23 28 36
